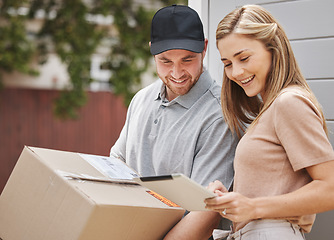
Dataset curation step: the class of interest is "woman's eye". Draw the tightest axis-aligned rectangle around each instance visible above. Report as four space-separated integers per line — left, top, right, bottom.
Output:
224 63 232 68
241 56 249 61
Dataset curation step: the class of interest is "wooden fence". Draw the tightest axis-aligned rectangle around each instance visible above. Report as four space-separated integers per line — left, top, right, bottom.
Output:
0 87 127 193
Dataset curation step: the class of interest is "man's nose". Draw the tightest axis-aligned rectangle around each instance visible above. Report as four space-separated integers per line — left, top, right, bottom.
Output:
171 64 184 79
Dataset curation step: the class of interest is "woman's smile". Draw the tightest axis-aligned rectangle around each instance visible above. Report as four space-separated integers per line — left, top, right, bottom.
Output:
240 75 255 85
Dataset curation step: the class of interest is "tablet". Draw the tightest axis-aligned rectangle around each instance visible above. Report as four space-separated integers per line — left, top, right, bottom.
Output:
133 173 216 211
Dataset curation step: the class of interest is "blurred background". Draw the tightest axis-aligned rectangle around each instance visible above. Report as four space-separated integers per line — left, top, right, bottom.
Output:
0 0 187 194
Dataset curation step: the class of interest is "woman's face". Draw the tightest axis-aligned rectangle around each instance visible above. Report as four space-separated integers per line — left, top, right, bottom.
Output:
217 33 272 99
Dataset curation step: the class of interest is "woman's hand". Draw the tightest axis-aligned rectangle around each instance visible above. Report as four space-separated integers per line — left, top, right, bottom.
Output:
207 180 228 193
205 185 257 223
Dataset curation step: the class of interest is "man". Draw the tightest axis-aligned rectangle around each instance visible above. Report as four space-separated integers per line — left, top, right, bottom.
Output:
110 4 238 239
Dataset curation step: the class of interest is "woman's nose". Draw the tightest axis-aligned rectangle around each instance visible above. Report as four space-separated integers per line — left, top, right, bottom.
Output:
231 64 244 79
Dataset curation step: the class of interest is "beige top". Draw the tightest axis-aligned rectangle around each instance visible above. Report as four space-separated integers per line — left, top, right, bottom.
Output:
233 86 334 232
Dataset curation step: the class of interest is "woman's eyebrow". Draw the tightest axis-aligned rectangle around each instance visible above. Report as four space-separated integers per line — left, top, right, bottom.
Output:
221 49 249 61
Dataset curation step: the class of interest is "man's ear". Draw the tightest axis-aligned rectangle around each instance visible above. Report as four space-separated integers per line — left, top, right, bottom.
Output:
202 39 208 58
149 41 151 47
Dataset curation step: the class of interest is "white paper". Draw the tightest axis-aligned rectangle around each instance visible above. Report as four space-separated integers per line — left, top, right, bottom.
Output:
79 153 139 179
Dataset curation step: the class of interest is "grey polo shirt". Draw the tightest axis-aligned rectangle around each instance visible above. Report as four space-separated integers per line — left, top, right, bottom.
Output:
110 70 238 188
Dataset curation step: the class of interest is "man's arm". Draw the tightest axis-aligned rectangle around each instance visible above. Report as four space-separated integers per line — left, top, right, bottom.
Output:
165 117 237 239
110 94 136 161
110 123 127 161
191 117 237 188
164 211 221 240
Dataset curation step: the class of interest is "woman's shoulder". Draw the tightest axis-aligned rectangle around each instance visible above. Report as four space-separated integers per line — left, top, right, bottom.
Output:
277 85 309 100
273 85 321 118
274 85 312 106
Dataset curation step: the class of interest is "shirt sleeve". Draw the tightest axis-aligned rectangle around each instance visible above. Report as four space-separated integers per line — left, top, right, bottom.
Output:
109 94 137 162
109 124 127 162
273 90 334 171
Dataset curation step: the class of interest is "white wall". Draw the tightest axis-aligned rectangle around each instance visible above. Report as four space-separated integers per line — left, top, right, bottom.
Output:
2 54 70 90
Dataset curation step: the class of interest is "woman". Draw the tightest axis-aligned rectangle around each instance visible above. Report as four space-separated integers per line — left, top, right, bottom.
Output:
205 4 334 240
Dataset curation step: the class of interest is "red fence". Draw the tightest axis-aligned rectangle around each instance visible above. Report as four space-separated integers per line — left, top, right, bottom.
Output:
0 87 127 193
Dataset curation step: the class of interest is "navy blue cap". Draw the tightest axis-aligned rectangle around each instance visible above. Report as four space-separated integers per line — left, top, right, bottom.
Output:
150 5 205 55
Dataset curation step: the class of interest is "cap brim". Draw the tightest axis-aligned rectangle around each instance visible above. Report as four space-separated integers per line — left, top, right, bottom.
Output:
150 39 204 55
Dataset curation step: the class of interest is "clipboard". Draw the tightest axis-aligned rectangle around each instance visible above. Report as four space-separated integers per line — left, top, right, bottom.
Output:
133 173 216 211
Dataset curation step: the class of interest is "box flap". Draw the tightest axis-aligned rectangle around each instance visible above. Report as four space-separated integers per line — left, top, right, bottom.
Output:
0 146 185 240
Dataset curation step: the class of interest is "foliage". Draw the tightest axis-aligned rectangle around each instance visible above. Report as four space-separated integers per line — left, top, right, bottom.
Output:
0 0 187 119
0 0 39 86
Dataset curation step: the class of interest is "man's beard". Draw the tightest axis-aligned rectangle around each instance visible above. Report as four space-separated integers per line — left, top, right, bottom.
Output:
158 61 203 100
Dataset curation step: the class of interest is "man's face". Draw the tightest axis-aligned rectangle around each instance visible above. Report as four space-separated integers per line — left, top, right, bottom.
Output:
154 45 206 101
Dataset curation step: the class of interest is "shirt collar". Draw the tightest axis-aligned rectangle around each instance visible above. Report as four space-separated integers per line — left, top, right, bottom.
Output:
155 84 166 101
177 70 213 108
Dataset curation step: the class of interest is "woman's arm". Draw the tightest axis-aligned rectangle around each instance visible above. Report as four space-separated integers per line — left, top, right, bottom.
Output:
205 160 334 223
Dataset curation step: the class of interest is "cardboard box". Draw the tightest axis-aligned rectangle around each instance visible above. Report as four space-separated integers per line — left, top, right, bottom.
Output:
0 146 185 240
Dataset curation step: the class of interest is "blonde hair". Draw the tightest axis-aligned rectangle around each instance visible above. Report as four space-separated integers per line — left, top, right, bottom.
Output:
216 5 327 138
